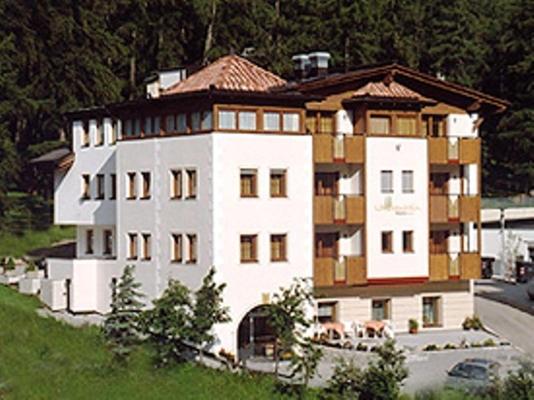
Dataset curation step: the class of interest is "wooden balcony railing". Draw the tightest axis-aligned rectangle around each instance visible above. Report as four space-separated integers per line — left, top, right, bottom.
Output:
314 195 364 225
430 195 479 223
428 137 480 165
314 256 366 287
313 134 364 164
429 252 480 281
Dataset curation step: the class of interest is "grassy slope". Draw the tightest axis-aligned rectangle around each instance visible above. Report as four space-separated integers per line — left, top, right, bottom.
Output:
0 226 75 258
0 286 297 400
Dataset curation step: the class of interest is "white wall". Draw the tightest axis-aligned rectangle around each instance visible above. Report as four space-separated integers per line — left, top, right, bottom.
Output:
447 113 478 137
76 225 116 259
365 137 429 279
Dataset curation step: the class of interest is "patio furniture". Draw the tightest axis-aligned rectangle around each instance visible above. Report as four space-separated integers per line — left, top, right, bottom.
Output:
321 322 344 340
383 320 395 339
365 320 385 338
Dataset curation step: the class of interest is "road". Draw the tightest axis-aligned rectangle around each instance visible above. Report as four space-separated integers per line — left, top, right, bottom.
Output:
476 279 534 315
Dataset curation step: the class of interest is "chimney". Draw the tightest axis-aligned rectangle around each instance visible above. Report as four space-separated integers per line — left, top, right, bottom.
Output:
308 52 331 78
145 67 187 98
291 54 310 81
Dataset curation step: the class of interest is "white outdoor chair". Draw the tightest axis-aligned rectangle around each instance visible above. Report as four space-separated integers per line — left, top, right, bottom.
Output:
382 320 395 339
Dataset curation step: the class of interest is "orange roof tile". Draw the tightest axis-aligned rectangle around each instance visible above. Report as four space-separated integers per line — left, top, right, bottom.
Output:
163 55 286 95
351 81 432 101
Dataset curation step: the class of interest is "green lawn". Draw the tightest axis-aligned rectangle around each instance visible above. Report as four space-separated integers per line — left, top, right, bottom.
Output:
0 226 75 258
0 286 302 400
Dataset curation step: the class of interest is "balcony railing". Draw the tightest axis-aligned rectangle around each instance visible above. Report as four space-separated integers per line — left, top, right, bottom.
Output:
429 252 480 281
313 134 364 164
314 255 366 287
314 194 365 225
430 195 479 223
428 137 480 165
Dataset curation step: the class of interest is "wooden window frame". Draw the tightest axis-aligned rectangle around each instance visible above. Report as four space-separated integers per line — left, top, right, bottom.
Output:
240 169 258 198
186 234 197 264
185 169 197 199
81 174 91 200
127 232 138 260
103 229 113 256
96 174 105 200
270 169 287 198
141 233 152 261
371 298 391 321
369 114 392 135
402 170 414 193
141 172 151 200
218 109 238 130
381 231 393 254
381 170 394 194
85 229 94 255
240 234 258 263
170 169 182 200
127 172 137 200
282 112 300 133
263 110 282 133
317 301 337 323
270 234 287 262
403 230 414 253
171 233 183 263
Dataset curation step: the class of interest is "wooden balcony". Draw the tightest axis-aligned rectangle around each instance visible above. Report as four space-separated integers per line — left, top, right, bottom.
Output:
430 195 479 223
428 137 480 165
314 195 364 225
346 256 367 285
313 134 364 164
314 257 335 287
344 136 364 163
429 254 449 281
460 252 481 280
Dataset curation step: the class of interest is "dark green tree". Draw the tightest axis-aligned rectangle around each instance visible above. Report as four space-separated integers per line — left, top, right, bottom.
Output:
102 265 144 364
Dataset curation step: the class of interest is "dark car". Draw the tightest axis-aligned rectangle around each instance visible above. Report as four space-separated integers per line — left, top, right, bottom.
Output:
446 358 501 393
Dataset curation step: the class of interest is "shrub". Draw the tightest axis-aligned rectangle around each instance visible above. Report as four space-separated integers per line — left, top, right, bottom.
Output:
483 338 496 347
356 342 368 352
409 319 419 334
323 357 364 399
423 344 440 352
501 359 534 399
5 257 15 271
462 315 484 331
444 343 457 350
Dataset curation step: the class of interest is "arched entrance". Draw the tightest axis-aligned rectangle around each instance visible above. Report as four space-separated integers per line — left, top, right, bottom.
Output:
237 305 276 361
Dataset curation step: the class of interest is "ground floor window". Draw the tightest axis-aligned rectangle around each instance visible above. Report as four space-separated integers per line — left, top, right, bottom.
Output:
317 302 337 323
371 298 391 321
422 296 442 327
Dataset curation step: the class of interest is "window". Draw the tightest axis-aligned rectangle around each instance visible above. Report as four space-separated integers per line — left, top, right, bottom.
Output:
263 112 280 131
123 119 133 137
240 169 257 197
186 234 197 264
270 169 287 197
166 115 175 132
315 173 338 195
381 231 393 253
283 112 300 132
185 169 197 199
111 119 119 144
127 172 136 199
141 172 151 199
133 119 142 136
430 231 448 254
82 121 90 147
201 111 213 130
371 299 391 321
402 170 414 193
128 233 138 259
171 170 182 199
191 112 201 131
171 233 182 262
103 230 113 256
422 297 441 327
403 231 414 253
86 229 94 255
423 115 446 137
82 174 91 199
95 120 103 146
239 111 257 130
397 116 417 135
317 302 336 323
176 113 187 133
315 233 338 258
142 233 151 260
370 115 391 134
144 116 160 135
218 110 237 130
110 174 116 200
381 170 393 193
96 174 105 199
305 113 317 134
271 234 287 262
319 113 334 134
145 117 152 135
240 235 257 263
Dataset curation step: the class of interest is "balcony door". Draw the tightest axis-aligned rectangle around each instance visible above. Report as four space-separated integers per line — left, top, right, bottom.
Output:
315 232 339 258
430 173 449 195
315 173 339 196
429 230 449 254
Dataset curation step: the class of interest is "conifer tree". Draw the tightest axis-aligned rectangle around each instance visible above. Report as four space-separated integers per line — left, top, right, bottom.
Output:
102 265 144 365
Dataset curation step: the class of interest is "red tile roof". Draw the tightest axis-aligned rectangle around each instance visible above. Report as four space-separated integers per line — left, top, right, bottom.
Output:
163 55 287 95
352 81 432 101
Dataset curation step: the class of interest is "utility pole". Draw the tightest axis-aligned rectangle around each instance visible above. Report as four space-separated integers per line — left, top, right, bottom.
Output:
499 208 507 280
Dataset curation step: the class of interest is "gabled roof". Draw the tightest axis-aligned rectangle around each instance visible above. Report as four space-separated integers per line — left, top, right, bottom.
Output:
351 81 434 103
163 55 287 95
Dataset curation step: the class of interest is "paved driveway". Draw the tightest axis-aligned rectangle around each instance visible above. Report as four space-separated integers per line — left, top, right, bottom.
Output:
476 279 534 315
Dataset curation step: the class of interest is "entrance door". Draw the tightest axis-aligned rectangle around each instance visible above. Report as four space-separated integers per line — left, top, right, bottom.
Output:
237 306 276 361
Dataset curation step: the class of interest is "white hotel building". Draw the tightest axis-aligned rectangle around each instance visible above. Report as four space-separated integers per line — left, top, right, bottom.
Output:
41 54 508 359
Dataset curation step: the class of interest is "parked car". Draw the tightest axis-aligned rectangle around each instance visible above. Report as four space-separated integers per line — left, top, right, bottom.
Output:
527 278 534 301
446 358 501 393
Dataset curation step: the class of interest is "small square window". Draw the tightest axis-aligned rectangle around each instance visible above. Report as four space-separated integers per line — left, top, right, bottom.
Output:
127 172 136 199
186 169 197 199
218 110 237 130
263 112 280 131
172 233 182 263
81 174 91 200
171 170 182 199
317 302 337 323
371 299 391 321
381 170 393 194
283 112 300 132
128 233 138 260
141 172 151 199
142 233 151 260
403 231 414 253
381 231 393 253
96 174 105 199
239 111 257 130
186 234 197 264
370 115 391 134
402 170 414 193
110 174 117 200
240 169 257 197
240 235 258 263
271 234 287 262
270 169 287 197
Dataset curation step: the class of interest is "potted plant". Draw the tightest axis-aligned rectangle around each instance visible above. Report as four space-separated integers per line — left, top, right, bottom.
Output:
408 318 419 334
